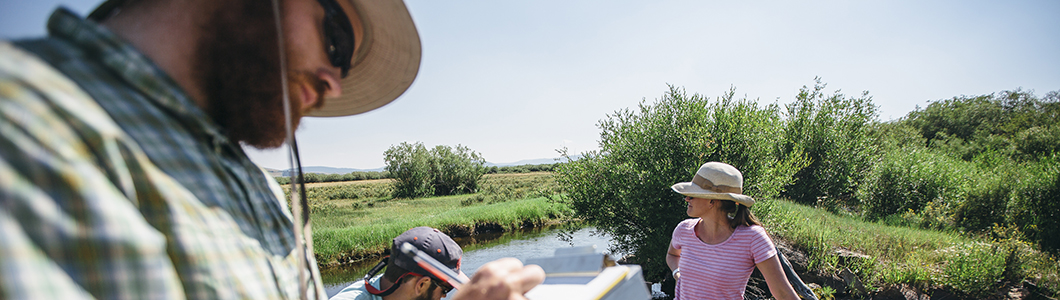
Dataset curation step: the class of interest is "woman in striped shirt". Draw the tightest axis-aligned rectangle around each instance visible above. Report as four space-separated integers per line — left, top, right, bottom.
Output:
665 162 799 300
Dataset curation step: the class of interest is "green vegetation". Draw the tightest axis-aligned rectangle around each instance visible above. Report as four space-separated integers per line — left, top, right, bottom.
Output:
275 171 389 185
756 198 1059 299
555 84 803 282
304 173 569 267
781 79 878 205
272 163 561 185
384 142 488 198
301 82 1058 298
487 163 560 174
555 81 1059 297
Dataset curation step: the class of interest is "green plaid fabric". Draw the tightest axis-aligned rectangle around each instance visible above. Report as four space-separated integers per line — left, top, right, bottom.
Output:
0 8 324 300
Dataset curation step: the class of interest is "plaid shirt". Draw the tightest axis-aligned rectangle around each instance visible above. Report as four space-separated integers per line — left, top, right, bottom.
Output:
0 8 325 299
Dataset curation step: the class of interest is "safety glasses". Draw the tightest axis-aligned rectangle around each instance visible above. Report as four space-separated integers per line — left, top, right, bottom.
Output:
316 0 355 78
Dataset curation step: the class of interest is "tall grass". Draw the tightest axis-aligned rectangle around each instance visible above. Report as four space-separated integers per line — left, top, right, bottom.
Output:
305 173 571 266
755 198 1059 297
314 196 571 266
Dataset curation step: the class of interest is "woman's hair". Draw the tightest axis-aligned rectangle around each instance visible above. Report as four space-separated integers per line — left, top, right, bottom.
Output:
718 200 761 228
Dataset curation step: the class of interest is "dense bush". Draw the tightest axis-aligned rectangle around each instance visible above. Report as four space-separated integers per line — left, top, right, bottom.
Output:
781 79 879 206
487 163 559 174
428 144 488 196
556 85 804 282
879 89 1060 252
905 89 1060 161
857 146 972 223
384 142 487 198
384 142 434 198
1006 154 1060 253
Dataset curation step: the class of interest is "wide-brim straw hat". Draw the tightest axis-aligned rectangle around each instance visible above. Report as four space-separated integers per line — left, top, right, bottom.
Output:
671 162 755 207
313 0 421 117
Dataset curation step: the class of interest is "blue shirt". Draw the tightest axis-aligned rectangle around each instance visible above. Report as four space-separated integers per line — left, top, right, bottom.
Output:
331 275 385 300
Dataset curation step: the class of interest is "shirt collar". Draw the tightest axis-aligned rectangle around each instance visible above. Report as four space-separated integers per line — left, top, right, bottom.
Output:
46 7 228 142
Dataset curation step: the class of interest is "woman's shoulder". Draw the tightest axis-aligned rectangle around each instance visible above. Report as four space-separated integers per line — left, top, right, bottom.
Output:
734 224 770 237
677 218 700 228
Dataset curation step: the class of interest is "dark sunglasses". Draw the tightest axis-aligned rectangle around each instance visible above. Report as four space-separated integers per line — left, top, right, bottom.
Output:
316 0 355 78
432 279 454 295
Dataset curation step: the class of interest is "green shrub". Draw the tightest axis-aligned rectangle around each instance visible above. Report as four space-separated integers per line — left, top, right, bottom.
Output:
1007 153 1060 253
384 142 434 198
905 89 1060 161
384 142 487 198
939 242 1007 298
858 146 971 221
955 173 1010 233
781 78 879 206
428 144 488 196
1015 126 1060 159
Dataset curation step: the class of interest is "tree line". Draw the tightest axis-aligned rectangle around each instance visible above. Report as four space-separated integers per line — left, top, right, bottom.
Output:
273 163 556 186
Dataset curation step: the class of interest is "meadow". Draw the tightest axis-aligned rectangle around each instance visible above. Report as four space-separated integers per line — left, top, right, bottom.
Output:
298 172 570 267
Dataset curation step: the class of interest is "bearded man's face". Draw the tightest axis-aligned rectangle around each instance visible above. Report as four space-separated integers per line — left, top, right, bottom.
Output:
196 0 328 149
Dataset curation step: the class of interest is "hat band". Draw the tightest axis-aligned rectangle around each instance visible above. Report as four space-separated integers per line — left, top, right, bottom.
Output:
691 175 742 194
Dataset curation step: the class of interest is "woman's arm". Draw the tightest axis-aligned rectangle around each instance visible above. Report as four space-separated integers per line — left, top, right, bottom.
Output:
666 244 682 280
757 255 799 300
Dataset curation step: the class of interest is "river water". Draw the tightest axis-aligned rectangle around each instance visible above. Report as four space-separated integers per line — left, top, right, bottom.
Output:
322 226 621 298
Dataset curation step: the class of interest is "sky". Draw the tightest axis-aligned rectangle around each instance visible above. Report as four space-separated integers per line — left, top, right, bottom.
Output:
3 0 1058 170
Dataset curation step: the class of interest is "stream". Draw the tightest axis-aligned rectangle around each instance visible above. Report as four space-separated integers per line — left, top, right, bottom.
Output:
322 226 622 298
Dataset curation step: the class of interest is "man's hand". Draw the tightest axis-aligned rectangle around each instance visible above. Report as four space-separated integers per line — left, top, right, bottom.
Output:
451 258 545 300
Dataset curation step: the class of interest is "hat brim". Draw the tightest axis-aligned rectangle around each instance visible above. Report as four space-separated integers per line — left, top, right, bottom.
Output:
671 182 755 207
309 0 421 117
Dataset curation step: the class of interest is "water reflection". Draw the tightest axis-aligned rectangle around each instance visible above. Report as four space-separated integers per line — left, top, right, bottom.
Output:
322 226 617 298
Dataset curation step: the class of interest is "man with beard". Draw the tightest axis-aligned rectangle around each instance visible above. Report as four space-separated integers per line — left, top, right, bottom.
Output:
0 0 543 299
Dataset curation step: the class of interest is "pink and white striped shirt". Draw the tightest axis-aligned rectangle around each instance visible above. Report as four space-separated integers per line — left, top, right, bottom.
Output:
671 218 776 300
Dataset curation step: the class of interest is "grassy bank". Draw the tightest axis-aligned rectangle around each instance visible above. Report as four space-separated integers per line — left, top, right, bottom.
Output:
305 173 570 267
755 198 1060 298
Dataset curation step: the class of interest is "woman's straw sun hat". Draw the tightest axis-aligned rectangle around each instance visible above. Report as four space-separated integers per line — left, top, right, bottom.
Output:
671 162 755 207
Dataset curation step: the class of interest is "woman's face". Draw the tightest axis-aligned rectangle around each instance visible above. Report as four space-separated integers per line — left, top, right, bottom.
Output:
684 196 714 218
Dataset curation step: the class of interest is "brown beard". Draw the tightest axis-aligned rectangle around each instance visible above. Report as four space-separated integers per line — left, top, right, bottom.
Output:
195 0 327 149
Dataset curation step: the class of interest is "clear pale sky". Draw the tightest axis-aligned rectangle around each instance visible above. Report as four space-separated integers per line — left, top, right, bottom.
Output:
3 0 1058 170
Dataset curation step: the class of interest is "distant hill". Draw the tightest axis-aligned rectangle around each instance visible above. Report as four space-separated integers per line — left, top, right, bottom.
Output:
264 167 284 177
275 156 580 175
